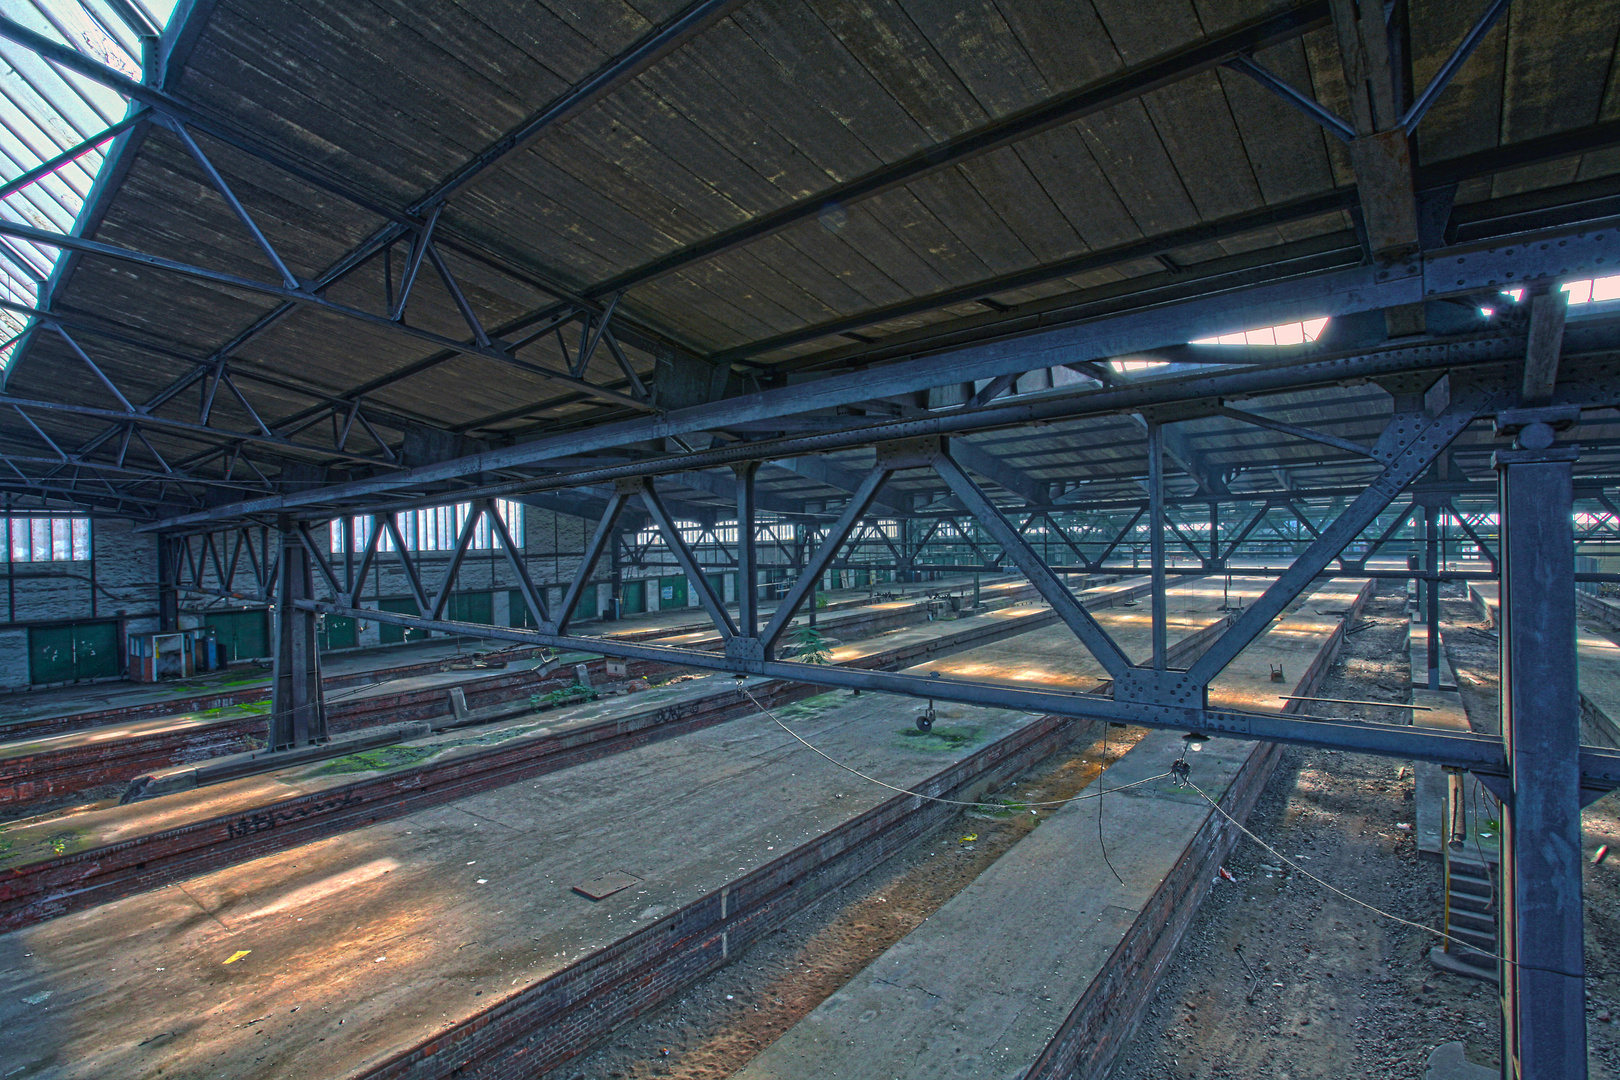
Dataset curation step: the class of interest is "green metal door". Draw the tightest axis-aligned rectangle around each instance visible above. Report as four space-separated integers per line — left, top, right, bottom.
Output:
74 620 119 679
509 588 537 628
706 573 726 605
378 597 431 643
319 614 357 651
29 620 121 684
28 625 74 684
621 580 645 614
659 576 687 610
447 590 493 626
203 610 269 661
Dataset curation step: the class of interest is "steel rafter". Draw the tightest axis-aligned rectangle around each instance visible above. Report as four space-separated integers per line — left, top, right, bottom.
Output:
141 213 1620 533
934 445 1133 678
1188 379 1498 685
285 597 1620 798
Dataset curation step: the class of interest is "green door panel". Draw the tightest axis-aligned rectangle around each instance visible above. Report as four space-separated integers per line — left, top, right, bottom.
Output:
378 597 431 643
202 610 269 662
319 614 357 651
29 621 121 684
447 590 493 626
659 576 687 610
73 620 119 679
509 588 537 628
28 625 74 684
620 580 645 615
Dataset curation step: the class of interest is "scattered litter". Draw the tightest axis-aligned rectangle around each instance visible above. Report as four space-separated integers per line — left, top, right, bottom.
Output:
467 861 476 866
476 879 488 885
223 950 252 965
726 994 734 1000
959 834 978 843
245 1015 270 1026
1218 867 1237 882
1595 845 1610 866
1396 823 1412 831
1259 864 1283 874
21 991 51 1005
137 1031 175 1046
374 956 387 963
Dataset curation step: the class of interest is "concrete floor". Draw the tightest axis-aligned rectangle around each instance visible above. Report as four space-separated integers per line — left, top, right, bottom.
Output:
0 577 1254 1080
731 579 1369 1080
0 575 1158 867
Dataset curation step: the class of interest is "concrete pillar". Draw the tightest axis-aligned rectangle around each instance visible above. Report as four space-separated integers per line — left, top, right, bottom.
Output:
1495 436 1585 1079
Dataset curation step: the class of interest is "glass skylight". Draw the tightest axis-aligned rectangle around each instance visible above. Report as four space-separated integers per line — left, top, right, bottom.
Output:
1189 318 1329 346
0 0 179 370
1563 275 1620 305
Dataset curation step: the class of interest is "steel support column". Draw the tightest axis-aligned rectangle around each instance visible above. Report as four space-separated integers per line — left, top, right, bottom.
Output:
735 462 759 639
1495 436 1586 1079
1425 501 1441 690
270 517 326 751
1148 420 1168 669
157 534 178 632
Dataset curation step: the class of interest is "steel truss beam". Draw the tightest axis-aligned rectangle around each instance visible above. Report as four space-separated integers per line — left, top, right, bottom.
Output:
144 213 1620 533
1187 379 1496 685
285 597 1620 801
933 444 1132 678
0 214 650 412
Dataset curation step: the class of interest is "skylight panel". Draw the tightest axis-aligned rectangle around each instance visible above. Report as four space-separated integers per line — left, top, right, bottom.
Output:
0 0 180 371
1563 275 1620 305
1189 317 1329 346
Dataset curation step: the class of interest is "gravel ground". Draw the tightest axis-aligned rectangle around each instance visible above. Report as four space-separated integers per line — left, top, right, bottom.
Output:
1110 582 1620 1079
538 718 1146 1080
522 581 1620 1079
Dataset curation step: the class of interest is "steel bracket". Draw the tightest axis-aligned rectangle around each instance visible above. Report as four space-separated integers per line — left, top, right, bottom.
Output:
1112 667 1207 711
725 636 764 661
875 436 943 471
1494 405 1580 437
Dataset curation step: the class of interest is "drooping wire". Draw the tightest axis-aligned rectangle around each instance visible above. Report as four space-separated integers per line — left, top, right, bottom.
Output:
745 688 1168 811
1097 722 1126 884
1184 776 1609 982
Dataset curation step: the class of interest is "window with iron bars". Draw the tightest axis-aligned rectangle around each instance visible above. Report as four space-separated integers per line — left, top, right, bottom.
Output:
6 516 91 562
330 500 525 553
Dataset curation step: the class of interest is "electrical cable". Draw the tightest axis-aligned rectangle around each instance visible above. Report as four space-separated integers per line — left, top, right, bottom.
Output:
1184 776 1610 982
1098 722 1126 884
744 688 1169 810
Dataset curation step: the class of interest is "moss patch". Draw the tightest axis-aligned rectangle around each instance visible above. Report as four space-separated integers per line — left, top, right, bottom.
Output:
315 745 438 775
772 692 845 723
196 700 271 720
899 724 984 751
968 796 1029 818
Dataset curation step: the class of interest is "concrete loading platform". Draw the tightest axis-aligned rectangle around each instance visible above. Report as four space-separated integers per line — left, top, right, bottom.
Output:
0 574 1047 813
0 575 1152 930
731 578 1371 1080
0 575 1373 1080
